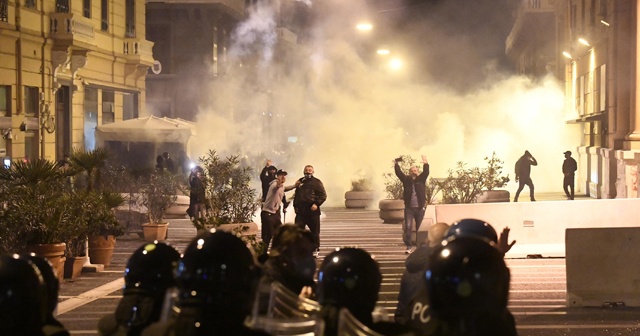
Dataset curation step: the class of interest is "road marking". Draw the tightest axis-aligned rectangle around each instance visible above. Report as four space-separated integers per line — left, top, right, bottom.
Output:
56 278 124 315
517 324 640 329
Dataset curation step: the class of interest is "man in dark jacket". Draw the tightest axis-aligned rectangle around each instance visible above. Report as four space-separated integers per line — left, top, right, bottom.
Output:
395 154 429 254
514 150 538 202
562 150 578 200
293 164 327 258
259 160 278 202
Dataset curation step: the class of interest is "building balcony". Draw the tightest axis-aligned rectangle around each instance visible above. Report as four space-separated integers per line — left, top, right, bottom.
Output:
123 38 155 67
505 0 557 56
49 12 96 49
519 0 556 13
277 27 297 46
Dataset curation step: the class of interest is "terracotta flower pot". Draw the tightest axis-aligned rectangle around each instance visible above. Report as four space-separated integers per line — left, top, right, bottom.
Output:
25 242 66 279
88 235 116 267
142 223 169 242
64 256 87 279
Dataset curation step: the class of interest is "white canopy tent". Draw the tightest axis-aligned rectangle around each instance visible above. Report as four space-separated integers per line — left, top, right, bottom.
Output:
95 116 197 170
96 115 197 149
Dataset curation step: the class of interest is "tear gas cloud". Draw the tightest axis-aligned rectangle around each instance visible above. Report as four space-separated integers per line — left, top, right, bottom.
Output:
192 0 580 206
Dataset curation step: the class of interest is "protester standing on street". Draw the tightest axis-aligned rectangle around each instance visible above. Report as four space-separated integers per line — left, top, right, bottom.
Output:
162 152 176 174
563 150 578 200
293 165 327 258
260 169 296 253
189 167 207 221
514 150 538 202
395 154 429 254
259 159 278 202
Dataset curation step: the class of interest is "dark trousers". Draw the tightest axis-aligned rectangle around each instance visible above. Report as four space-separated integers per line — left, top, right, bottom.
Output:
403 207 425 248
563 174 575 199
260 211 282 251
514 177 535 201
294 209 321 251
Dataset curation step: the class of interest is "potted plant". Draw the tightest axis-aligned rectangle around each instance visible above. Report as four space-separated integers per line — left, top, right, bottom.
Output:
68 148 126 268
378 155 415 223
140 170 180 242
476 152 511 203
344 175 375 209
192 150 262 254
0 159 78 278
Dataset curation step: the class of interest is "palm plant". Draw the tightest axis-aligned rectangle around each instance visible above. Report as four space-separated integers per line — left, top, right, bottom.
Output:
0 159 77 253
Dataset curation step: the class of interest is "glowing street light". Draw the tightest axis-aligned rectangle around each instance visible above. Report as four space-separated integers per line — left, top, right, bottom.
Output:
356 23 373 31
377 49 390 55
578 38 590 47
562 51 573 59
389 58 403 71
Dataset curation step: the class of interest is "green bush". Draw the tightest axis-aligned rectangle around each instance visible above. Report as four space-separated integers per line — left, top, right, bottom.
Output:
196 150 259 227
350 177 373 191
437 152 510 204
141 171 180 224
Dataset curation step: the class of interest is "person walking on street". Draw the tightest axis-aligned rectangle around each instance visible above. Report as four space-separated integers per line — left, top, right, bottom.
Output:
189 167 207 221
261 169 296 254
394 155 430 254
293 165 327 258
514 150 537 202
563 150 578 200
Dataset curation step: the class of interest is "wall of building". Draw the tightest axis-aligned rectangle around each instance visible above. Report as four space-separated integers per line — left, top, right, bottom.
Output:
0 0 152 163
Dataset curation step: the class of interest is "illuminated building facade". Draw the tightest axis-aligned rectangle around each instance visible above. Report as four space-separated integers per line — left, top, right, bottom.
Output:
508 0 640 199
0 0 153 162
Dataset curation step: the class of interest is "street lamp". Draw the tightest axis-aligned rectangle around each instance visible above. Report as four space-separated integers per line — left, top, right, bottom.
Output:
377 49 390 55
356 22 373 31
578 38 590 47
389 58 403 71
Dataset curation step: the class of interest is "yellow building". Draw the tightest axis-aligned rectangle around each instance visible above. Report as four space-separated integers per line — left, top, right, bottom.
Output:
0 0 153 163
508 0 640 199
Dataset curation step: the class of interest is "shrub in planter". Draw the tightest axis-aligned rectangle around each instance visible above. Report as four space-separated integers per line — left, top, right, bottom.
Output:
0 159 78 253
192 150 262 254
0 159 79 277
437 152 511 204
140 171 180 241
345 177 375 209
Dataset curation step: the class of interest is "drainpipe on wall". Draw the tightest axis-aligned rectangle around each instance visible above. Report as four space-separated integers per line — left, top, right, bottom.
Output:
15 1 22 117
40 0 48 159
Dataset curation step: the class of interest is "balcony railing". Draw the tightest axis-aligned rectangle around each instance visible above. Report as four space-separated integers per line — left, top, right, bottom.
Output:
50 12 96 46
123 38 154 66
520 0 556 13
277 27 297 45
1 0 8 23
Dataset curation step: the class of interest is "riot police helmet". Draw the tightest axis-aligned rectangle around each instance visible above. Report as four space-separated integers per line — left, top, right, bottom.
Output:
124 241 181 293
317 247 381 324
445 218 498 243
426 236 510 320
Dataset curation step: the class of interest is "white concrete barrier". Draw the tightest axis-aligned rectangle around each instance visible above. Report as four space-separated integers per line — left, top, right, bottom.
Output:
566 227 640 307
430 198 640 258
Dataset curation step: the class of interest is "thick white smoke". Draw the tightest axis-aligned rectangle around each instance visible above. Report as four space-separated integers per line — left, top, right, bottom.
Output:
193 0 580 206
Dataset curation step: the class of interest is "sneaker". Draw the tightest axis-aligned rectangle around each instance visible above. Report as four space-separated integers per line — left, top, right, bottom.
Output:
405 248 412 254
314 250 320 259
